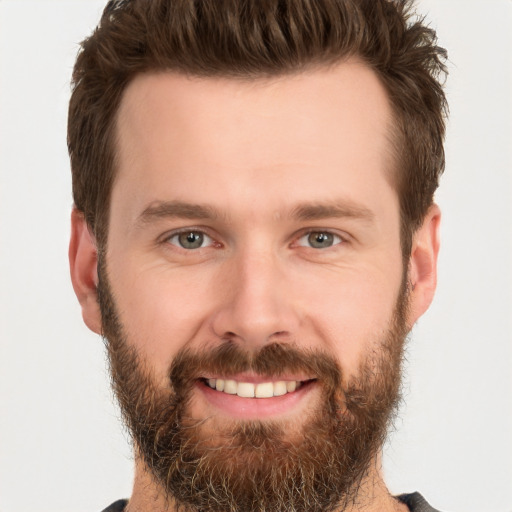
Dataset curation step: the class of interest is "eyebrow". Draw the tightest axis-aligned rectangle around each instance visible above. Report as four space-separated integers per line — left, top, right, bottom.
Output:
291 201 375 223
137 200 221 225
136 199 375 226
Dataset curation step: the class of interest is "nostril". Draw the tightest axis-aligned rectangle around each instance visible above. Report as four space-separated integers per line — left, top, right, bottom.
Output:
220 331 238 342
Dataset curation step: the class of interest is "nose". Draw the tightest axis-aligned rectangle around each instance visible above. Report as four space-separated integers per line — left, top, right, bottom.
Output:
210 248 300 348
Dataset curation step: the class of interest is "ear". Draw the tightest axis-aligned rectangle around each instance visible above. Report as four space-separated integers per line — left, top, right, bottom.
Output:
407 204 441 327
69 208 102 334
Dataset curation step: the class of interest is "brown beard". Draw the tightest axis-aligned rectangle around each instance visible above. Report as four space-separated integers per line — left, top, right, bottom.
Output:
98 261 409 512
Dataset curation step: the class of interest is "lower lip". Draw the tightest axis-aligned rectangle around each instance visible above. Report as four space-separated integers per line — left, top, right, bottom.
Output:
197 380 316 419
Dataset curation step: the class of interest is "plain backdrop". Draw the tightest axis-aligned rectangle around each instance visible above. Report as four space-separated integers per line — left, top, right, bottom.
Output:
0 1 511 511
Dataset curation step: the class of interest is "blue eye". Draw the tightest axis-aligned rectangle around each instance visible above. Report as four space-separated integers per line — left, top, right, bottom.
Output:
168 231 213 249
298 231 342 249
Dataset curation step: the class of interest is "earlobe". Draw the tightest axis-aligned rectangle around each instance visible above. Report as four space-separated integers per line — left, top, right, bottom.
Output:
407 204 441 327
69 208 102 334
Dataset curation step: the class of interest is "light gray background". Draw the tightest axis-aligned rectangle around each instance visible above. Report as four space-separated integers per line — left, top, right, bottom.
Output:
0 1 511 511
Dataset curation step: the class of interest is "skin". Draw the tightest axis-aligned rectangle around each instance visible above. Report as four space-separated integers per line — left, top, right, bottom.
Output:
70 60 440 511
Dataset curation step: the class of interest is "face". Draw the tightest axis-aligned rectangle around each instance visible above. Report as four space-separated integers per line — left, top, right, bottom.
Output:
70 60 440 511
110 61 404 388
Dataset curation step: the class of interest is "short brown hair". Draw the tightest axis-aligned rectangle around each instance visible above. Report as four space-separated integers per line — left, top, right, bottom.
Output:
68 0 447 253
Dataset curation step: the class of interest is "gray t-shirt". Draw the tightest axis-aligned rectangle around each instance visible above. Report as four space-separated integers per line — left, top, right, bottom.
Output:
101 492 441 511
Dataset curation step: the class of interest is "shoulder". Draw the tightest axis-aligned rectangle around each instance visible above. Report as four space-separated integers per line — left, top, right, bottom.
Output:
101 499 128 512
397 492 443 512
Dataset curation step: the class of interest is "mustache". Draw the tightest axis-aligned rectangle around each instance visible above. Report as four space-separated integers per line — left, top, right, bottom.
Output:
169 342 342 397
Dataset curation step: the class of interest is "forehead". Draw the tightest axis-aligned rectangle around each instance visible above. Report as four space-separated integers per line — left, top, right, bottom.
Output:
113 61 396 224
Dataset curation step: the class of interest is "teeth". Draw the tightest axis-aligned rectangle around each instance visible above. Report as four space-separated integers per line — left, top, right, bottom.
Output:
255 381 273 398
286 381 297 392
224 379 237 394
206 378 302 398
273 381 287 396
237 382 255 398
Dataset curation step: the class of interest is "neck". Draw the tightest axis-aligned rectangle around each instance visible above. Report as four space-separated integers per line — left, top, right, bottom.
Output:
125 454 408 512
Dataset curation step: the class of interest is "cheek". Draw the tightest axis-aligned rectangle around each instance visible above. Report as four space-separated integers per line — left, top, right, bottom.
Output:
110 261 216 378
294 264 403 374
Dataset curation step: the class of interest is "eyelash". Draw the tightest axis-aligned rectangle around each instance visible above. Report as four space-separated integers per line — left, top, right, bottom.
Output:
295 230 344 249
163 229 218 250
161 227 347 251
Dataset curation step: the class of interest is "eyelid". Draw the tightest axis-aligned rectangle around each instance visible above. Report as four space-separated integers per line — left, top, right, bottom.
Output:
160 226 219 248
158 226 349 249
293 229 348 248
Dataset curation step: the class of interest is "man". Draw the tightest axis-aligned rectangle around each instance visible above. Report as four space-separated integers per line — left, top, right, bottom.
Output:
68 0 447 510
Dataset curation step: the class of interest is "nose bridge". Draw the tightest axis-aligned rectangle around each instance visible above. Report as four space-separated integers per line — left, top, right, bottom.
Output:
211 244 298 346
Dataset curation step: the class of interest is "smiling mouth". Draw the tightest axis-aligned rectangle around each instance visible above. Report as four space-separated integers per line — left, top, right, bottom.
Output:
202 378 315 398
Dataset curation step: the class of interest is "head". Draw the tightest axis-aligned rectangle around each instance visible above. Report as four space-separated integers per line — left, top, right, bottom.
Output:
68 1 447 511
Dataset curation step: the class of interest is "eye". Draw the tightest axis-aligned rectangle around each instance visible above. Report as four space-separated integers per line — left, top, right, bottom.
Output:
297 231 343 249
167 230 214 250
